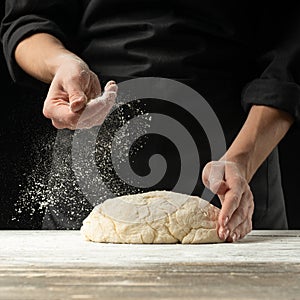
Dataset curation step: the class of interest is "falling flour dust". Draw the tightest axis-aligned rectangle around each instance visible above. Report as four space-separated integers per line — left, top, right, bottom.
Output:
13 97 152 229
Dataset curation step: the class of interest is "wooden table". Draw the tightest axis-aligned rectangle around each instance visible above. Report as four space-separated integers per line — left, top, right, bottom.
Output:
0 230 300 300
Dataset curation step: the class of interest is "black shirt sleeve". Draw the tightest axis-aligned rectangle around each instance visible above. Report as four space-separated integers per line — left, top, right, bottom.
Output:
0 0 81 88
241 4 300 123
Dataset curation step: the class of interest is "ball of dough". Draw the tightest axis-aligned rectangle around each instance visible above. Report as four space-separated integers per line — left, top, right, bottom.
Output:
80 190 223 244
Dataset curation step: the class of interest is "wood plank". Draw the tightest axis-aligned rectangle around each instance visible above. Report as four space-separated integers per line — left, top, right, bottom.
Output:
1 230 300 267
1 264 300 300
0 230 299 300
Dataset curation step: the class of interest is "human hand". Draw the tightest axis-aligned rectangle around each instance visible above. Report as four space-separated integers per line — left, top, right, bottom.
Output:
42 55 117 129
202 160 254 242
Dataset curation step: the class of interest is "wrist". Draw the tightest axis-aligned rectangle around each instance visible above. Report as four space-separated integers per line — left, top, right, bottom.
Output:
15 33 85 83
221 105 294 183
45 52 84 81
220 151 253 183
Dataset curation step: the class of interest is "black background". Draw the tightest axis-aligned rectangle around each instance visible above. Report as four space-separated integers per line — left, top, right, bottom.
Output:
0 2 299 229
1 47 300 229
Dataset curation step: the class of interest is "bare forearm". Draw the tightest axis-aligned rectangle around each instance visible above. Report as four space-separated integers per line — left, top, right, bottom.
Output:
224 105 294 182
15 33 77 83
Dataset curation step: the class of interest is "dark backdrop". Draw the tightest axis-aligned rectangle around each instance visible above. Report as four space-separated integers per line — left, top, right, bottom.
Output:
1 45 299 229
0 1 299 229
279 127 300 229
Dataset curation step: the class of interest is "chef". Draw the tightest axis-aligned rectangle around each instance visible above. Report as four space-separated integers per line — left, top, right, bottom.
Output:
1 0 299 241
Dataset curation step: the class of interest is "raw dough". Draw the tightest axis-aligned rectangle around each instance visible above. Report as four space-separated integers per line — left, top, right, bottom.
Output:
80 190 223 244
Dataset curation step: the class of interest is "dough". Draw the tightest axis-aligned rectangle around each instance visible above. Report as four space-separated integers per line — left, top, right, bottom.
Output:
80 190 223 244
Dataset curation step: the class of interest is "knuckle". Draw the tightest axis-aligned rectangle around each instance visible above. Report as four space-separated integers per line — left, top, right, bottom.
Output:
245 185 253 196
234 176 243 185
240 178 248 188
240 206 249 219
69 90 85 101
206 161 217 170
79 69 89 79
202 166 211 184
220 215 228 226
210 181 222 192
202 162 211 174
69 72 84 84
51 120 64 129
43 107 50 119
90 70 97 79
230 193 240 203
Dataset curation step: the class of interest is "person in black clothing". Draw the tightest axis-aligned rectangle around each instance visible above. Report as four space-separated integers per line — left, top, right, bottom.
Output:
1 1 299 241
0 1 56 229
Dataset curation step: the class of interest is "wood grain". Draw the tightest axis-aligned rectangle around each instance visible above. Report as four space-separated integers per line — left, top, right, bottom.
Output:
1 230 299 299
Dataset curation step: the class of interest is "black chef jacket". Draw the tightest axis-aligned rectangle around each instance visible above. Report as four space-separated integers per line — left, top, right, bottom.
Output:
2 0 300 230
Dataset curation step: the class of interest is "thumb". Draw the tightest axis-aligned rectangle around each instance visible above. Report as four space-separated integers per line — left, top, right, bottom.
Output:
202 161 229 195
69 91 88 113
210 180 229 195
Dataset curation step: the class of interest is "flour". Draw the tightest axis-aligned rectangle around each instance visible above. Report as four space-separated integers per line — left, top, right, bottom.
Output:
13 99 150 228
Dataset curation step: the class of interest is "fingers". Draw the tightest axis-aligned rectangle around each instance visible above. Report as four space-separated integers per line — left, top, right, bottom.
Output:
227 217 253 242
76 81 117 129
70 79 115 115
85 71 102 102
226 188 254 242
219 187 254 242
69 70 102 113
43 99 80 130
218 182 244 228
102 80 118 106
104 80 118 92
69 94 88 113
43 56 116 129
76 96 115 128
44 74 117 129
69 80 117 127
47 95 115 130
202 160 254 242
68 70 90 113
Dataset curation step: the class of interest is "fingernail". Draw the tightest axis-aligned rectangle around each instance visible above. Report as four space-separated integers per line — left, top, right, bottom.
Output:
224 216 229 227
224 229 230 239
70 99 85 112
232 233 237 242
218 228 224 239
70 105 79 113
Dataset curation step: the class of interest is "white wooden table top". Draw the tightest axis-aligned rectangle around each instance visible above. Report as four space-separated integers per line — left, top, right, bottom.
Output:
1 230 300 267
1 230 300 300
